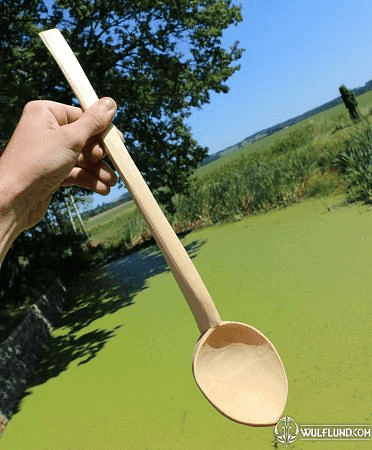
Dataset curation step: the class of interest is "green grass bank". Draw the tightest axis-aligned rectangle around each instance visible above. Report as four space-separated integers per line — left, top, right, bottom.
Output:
85 90 372 256
2 196 371 449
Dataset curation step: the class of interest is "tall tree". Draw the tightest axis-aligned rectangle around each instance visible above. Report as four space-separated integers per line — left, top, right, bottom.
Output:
0 1 44 146
1 0 243 209
1 0 243 306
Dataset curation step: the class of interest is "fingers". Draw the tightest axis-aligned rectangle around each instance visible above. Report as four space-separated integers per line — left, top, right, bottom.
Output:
82 137 105 163
62 166 117 195
62 159 118 195
65 97 117 151
68 131 119 194
81 125 125 163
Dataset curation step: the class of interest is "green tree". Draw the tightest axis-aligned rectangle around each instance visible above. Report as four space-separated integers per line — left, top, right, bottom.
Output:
1 0 243 210
0 0 243 308
339 84 360 121
0 1 44 146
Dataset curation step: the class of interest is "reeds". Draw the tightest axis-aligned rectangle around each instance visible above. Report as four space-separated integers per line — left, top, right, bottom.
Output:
88 109 372 260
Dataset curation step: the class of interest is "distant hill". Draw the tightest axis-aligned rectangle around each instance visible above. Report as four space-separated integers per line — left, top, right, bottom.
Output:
202 79 372 166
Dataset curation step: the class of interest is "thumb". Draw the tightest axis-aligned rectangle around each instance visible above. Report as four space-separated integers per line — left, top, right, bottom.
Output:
66 97 117 150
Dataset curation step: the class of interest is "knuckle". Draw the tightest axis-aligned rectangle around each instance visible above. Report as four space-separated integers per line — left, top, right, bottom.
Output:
22 100 49 114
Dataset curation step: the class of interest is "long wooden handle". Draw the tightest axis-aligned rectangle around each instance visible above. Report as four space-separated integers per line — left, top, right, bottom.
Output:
39 29 221 334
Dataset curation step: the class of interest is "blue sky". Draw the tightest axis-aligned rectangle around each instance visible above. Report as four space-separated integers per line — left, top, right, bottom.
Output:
89 0 372 209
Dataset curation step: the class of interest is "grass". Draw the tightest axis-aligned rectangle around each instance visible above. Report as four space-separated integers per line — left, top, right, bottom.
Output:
86 201 138 246
197 89 372 177
82 90 372 253
1 196 371 449
334 125 372 202
170 93 372 231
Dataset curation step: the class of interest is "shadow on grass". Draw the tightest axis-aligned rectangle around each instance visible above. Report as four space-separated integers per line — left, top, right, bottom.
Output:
25 239 206 391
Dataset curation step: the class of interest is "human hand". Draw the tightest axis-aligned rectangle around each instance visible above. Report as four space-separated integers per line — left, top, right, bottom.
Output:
0 97 118 232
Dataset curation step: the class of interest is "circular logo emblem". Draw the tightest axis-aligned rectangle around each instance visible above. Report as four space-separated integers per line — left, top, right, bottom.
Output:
274 416 299 446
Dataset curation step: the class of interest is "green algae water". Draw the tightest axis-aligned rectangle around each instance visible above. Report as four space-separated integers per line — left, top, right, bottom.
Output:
2 197 371 449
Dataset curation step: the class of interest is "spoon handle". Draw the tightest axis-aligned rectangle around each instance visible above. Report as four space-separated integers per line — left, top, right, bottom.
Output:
39 29 221 334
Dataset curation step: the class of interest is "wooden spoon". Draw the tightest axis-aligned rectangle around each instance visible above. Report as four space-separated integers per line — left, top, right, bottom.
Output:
39 29 288 426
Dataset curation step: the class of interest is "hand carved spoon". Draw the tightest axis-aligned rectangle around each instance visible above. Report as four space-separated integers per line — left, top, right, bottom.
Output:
39 29 288 426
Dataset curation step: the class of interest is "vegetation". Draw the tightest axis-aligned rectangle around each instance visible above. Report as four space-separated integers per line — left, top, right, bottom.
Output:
2 197 371 449
1 0 243 209
0 0 243 319
171 122 332 227
87 203 146 248
85 102 368 251
334 124 372 202
0 228 89 341
80 95 372 255
339 84 360 121
81 192 132 220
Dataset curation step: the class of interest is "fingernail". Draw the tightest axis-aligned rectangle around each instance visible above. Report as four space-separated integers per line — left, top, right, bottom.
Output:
99 97 116 112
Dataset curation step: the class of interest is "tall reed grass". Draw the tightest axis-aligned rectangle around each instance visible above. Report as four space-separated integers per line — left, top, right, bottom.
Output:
89 108 372 261
172 116 355 228
334 123 372 202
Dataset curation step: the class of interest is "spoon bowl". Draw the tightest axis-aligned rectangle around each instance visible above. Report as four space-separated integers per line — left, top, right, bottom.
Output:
193 322 287 426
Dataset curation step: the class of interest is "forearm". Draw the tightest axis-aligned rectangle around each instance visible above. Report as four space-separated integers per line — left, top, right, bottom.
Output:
0 173 23 265
0 208 19 265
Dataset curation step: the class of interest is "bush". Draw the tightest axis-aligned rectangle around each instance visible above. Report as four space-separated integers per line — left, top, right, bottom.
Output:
304 169 343 198
335 127 372 202
0 230 88 309
0 228 90 340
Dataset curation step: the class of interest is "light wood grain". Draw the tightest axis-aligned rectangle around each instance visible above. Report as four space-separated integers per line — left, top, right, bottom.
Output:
39 29 221 333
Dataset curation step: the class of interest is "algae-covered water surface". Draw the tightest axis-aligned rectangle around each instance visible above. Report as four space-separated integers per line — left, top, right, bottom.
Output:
2 197 371 449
